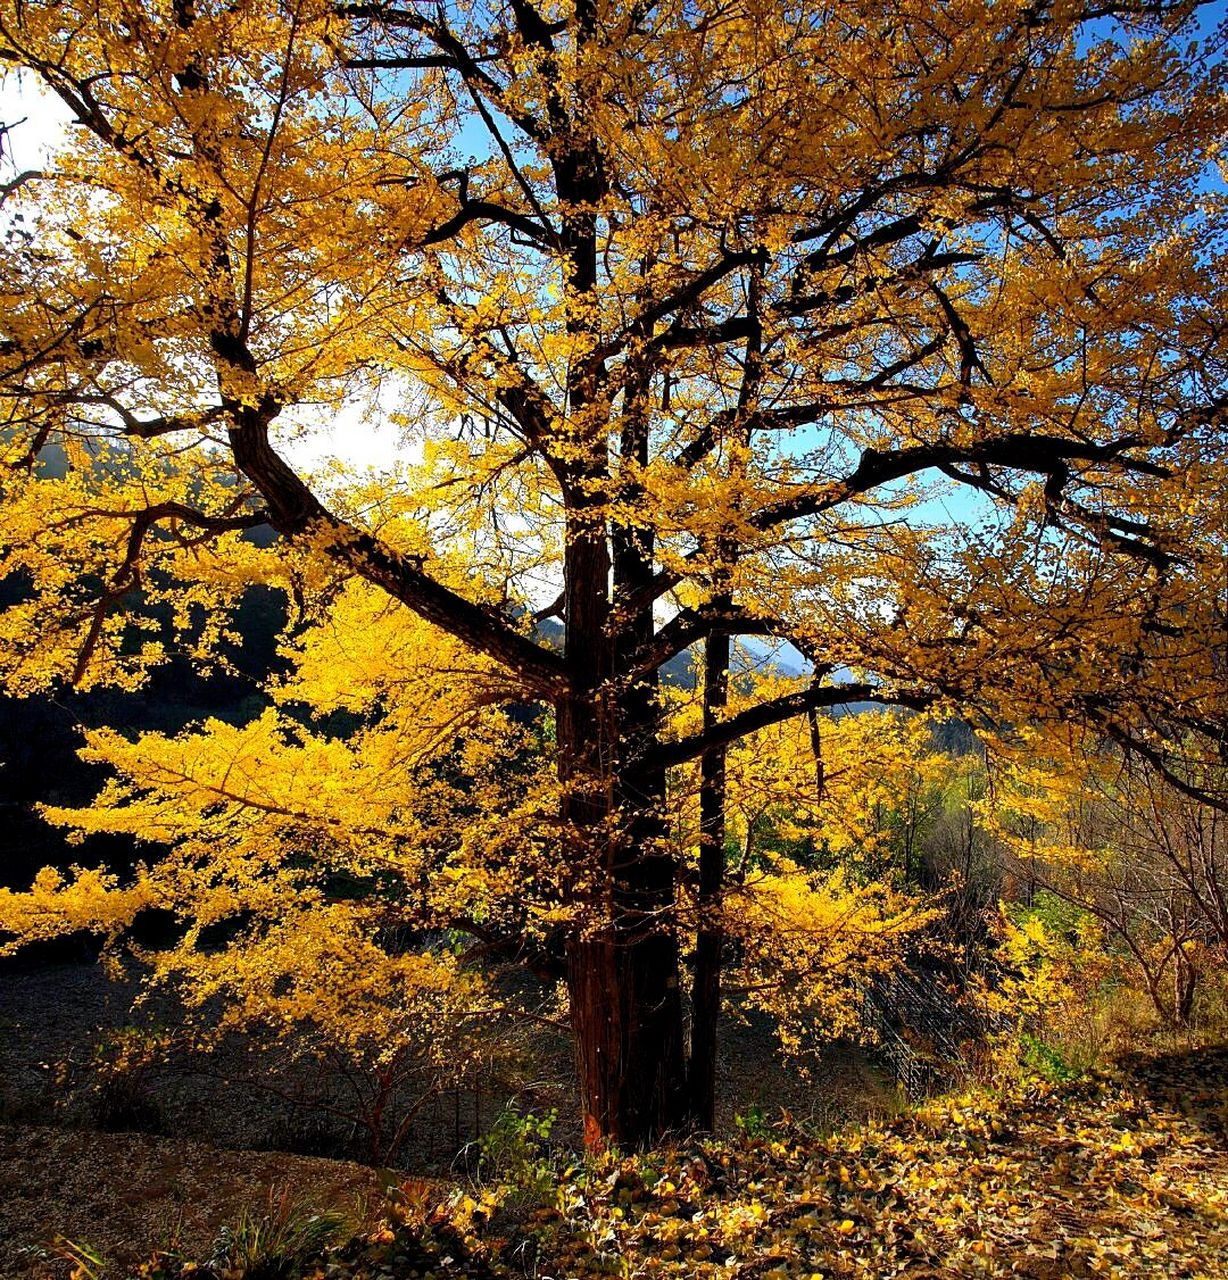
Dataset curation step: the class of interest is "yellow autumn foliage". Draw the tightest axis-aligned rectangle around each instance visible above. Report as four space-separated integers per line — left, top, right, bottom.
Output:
1 0 1223 1140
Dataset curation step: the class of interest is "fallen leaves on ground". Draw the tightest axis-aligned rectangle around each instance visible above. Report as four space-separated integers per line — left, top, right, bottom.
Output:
135 1047 1228 1279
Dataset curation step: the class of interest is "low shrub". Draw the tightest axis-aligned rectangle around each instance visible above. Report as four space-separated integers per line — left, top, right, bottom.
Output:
207 1189 349 1280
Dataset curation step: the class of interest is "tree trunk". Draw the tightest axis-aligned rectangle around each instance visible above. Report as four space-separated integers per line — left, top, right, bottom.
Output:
689 629 729 1130
1174 949 1198 1026
687 264 758 1128
567 904 688 1147
559 487 689 1147
560 686 689 1146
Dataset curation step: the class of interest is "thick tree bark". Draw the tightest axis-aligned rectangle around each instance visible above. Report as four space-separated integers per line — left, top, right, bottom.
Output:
560 674 689 1146
554 252 696 1142
559 472 689 1147
566 871 688 1147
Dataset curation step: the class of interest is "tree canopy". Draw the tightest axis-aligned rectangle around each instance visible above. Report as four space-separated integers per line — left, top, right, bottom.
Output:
0 0 1225 1145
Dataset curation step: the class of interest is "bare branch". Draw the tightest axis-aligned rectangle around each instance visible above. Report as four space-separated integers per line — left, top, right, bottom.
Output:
648 681 934 769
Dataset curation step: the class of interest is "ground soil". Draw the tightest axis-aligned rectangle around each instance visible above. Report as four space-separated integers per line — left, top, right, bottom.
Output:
0 962 893 1277
0 1124 386 1280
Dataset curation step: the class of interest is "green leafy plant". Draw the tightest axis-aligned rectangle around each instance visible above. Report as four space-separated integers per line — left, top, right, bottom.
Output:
473 1103 559 1202
733 1103 770 1140
1018 1033 1085 1084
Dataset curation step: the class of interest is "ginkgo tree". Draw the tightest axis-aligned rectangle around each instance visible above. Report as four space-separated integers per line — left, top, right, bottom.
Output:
0 0 1225 1145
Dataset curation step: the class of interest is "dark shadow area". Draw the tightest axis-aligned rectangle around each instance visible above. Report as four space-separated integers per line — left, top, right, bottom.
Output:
1109 1044 1228 1143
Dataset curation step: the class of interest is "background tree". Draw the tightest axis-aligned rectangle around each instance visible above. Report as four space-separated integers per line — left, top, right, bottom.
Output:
0 0 1225 1145
985 733 1228 1027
